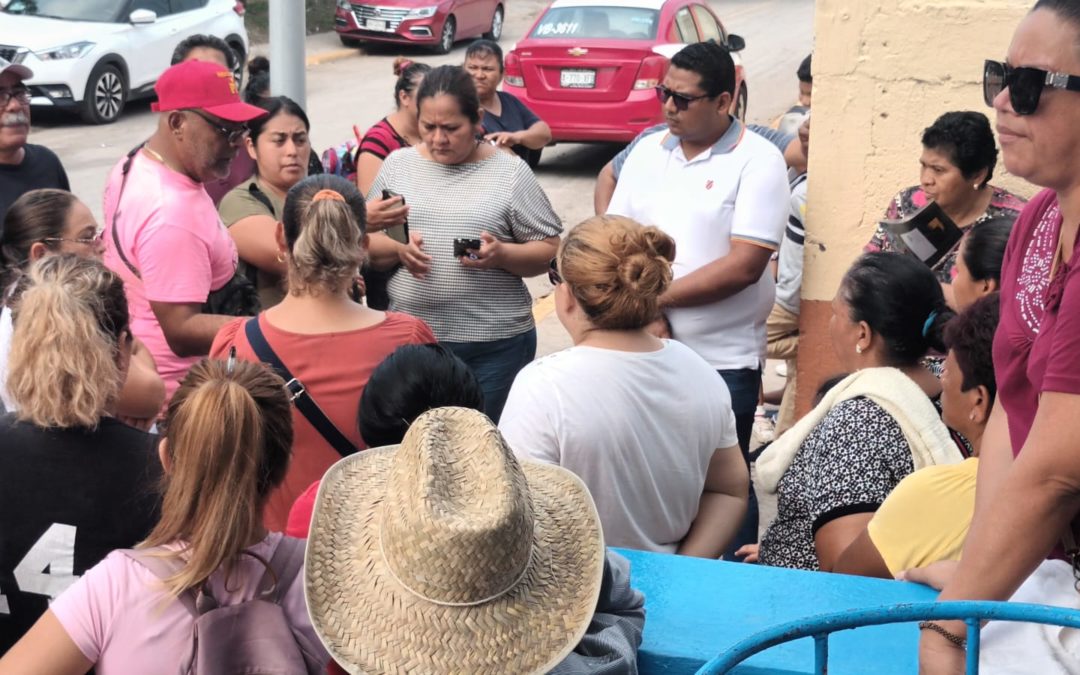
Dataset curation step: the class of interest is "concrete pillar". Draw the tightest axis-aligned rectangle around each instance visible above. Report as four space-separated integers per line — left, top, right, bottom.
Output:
796 0 1035 416
269 0 307 108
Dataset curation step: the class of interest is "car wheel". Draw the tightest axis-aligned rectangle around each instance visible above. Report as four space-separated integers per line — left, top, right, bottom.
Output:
483 5 504 40
80 63 126 125
734 83 748 122
339 34 364 48
435 16 456 54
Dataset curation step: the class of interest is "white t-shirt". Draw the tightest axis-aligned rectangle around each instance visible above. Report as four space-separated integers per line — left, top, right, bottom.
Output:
607 119 790 370
0 305 13 412
499 340 739 553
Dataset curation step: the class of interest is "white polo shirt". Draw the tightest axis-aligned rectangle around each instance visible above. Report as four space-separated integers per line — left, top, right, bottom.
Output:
607 118 790 370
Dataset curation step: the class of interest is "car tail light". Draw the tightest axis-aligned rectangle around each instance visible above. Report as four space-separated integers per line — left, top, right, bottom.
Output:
633 55 667 90
504 51 524 87
233 1 245 16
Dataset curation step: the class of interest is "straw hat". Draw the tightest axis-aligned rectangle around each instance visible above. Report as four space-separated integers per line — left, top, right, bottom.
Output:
305 406 605 675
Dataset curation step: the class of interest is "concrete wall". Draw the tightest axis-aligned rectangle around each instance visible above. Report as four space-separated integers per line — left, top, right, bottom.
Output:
796 0 1035 414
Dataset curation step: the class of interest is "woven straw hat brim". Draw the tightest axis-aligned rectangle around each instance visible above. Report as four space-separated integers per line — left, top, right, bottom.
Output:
305 446 605 675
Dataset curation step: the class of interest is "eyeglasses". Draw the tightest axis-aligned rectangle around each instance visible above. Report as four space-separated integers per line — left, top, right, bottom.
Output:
42 229 104 247
0 86 30 107
184 108 249 144
548 257 562 286
983 59 1080 116
655 85 711 112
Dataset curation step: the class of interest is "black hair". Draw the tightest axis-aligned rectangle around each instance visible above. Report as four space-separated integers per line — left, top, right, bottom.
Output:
797 54 812 83
840 252 956 366
247 95 310 143
465 39 504 71
944 293 1000 407
961 217 1013 284
669 40 736 98
392 57 432 108
357 344 484 447
416 65 482 124
244 56 271 105
921 111 999 187
0 189 79 294
170 34 236 69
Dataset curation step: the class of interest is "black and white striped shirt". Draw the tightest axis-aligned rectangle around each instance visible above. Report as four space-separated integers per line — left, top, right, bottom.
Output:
371 148 562 343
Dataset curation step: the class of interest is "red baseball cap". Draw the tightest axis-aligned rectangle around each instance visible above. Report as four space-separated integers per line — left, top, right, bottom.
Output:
151 60 267 123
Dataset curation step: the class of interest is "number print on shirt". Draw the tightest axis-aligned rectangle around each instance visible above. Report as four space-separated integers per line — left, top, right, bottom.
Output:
11 523 78 607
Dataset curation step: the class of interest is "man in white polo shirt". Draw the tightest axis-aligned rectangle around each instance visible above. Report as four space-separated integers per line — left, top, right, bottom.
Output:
607 40 789 557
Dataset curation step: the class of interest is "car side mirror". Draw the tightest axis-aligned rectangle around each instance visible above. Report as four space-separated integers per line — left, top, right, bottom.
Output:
726 33 745 52
129 9 158 24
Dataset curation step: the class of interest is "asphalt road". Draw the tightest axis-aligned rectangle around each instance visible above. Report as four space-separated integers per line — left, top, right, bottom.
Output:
27 0 814 359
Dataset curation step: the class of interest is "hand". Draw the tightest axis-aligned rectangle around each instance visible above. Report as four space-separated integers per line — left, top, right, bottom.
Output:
898 560 959 590
644 314 672 339
918 629 967 674
734 544 759 563
398 232 432 279
366 196 409 232
484 131 521 148
459 231 504 271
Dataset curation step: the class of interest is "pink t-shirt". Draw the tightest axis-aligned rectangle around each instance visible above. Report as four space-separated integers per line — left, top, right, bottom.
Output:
995 189 1080 455
103 151 238 401
50 532 329 674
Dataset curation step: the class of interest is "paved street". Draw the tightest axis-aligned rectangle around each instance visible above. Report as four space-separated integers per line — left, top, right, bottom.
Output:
27 0 813 360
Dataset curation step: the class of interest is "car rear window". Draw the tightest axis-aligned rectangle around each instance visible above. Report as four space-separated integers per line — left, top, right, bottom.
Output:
531 6 660 40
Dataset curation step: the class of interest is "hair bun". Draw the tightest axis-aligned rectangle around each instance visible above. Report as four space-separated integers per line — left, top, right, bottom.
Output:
640 226 676 262
617 251 670 297
247 56 270 77
393 56 414 77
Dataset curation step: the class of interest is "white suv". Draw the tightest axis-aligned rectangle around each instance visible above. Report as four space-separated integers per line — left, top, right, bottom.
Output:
0 0 249 124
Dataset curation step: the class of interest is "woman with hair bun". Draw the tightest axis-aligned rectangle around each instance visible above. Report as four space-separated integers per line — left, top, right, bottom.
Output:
1 358 330 673
356 56 431 196
500 215 747 557
211 174 434 531
0 255 162 653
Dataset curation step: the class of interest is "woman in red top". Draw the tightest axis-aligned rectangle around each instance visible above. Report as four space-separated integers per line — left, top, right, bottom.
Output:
915 2 1080 671
211 174 434 532
356 57 431 197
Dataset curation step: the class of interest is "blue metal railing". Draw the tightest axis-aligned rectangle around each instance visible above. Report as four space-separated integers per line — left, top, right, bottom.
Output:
695 601 1080 675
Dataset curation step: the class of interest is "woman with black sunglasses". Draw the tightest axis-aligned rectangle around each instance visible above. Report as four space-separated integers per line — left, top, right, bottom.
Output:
912 2 1080 672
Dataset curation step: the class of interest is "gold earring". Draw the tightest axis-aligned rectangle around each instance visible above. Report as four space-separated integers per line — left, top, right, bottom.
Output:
276 252 286 263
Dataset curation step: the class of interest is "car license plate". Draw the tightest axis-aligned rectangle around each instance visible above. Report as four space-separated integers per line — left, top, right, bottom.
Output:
560 69 595 88
365 19 389 31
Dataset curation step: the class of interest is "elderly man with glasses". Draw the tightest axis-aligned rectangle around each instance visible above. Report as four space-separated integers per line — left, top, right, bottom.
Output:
102 59 266 407
0 58 70 226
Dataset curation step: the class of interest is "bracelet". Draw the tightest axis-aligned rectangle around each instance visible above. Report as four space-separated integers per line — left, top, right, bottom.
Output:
919 621 967 649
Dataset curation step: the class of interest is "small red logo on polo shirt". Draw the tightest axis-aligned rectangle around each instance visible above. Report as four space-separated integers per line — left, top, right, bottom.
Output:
705 180 714 190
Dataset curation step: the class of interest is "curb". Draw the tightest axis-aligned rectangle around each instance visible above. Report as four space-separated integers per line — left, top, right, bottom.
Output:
305 48 359 67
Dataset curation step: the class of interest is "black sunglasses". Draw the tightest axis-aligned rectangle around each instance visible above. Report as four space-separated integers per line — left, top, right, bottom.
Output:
655 85 711 112
184 108 249 144
983 59 1080 115
548 257 562 286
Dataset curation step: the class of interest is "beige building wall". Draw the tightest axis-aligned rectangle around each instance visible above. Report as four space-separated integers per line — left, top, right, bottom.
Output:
796 0 1036 414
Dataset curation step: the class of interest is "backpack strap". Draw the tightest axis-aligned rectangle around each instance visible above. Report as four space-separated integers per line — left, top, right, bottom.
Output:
120 548 198 616
108 144 146 281
243 317 358 457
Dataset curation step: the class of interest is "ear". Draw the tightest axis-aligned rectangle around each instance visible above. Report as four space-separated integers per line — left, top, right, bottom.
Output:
245 134 257 161
28 242 49 262
275 221 287 251
167 110 186 135
982 278 1000 296
716 91 733 115
115 330 133 377
971 385 992 425
158 437 172 474
856 320 873 351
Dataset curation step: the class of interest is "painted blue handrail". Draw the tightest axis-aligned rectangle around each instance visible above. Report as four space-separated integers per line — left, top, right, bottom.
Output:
695 600 1080 675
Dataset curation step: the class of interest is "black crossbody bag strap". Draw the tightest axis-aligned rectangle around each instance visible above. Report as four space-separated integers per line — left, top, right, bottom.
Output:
244 318 358 457
109 144 146 280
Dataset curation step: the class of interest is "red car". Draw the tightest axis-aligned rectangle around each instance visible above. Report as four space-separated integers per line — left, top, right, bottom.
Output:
334 0 505 54
502 0 747 143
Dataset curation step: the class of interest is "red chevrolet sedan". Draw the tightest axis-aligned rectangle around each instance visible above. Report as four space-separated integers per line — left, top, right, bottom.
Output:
502 0 746 143
334 0 504 54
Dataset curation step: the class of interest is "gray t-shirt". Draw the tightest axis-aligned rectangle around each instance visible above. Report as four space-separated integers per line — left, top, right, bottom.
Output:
370 148 562 342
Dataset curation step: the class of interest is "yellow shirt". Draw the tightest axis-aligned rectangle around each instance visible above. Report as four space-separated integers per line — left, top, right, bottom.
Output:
867 457 978 576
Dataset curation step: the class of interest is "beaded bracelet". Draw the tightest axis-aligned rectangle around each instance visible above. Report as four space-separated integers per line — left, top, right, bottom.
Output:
919 621 967 649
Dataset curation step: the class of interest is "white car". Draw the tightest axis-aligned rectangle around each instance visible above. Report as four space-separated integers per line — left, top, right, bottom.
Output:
0 0 249 124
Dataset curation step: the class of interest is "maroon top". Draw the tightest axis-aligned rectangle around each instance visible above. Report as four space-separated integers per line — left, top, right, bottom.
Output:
994 189 1080 456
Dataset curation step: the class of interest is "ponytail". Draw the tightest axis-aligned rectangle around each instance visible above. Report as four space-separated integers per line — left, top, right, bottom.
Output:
8 255 128 428
281 175 367 296
143 359 292 598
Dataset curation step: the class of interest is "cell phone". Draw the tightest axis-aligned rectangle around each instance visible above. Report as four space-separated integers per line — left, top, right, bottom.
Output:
454 238 482 258
382 189 410 245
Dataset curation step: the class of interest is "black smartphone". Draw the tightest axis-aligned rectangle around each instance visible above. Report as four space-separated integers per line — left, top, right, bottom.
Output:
453 238 482 258
382 189 410 245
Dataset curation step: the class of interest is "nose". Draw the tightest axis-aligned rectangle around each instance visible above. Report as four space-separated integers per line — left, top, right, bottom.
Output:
992 85 1014 116
663 94 678 115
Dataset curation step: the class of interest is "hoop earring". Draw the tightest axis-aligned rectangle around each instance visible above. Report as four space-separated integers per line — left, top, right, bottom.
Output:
276 252 286 263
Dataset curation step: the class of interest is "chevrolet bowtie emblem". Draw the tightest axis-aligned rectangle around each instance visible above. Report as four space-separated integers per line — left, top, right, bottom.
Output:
568 47 588 56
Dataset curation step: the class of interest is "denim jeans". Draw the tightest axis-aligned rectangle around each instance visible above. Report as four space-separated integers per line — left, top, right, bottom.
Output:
443 328 537 424
718 367 762 560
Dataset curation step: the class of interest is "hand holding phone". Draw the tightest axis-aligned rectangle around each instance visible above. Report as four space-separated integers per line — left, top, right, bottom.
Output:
382 190 410 245
453 237 483 259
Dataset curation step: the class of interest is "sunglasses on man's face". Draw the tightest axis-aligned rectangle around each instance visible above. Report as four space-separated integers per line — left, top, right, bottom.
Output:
654 85 711 112
983 59 1080 116
184 108 249 144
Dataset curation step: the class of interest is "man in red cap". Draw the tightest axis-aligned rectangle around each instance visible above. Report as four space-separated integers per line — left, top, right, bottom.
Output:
102 59 267 406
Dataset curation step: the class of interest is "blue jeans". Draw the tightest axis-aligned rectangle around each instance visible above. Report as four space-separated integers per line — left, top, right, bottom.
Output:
443 329 537 424
718 367 762 560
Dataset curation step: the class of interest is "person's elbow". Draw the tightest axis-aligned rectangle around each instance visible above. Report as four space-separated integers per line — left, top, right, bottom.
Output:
527 122 553 148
